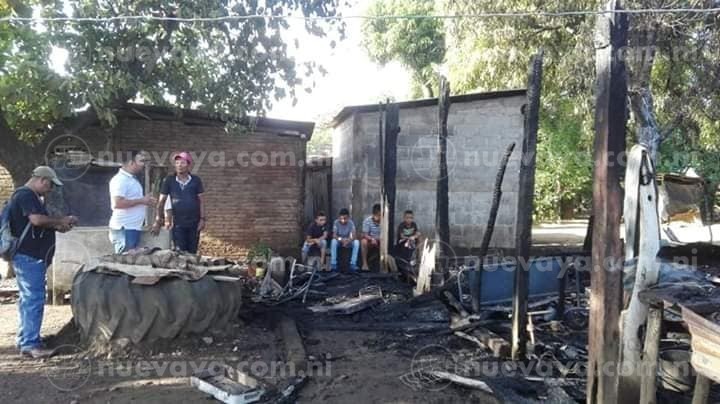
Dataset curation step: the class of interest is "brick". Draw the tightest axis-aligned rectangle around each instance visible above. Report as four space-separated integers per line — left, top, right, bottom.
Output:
65 117 308 260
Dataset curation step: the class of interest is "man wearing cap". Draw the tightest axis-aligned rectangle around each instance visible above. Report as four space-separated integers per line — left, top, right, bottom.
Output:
8 166 78 358
152 152 205 254
109 151 156 253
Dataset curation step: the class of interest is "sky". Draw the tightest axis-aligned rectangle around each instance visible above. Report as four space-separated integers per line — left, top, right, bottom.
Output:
46 0 413 125
268 1 412 122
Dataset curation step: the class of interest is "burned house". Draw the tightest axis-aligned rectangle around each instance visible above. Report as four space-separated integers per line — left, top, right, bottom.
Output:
331 90 528 253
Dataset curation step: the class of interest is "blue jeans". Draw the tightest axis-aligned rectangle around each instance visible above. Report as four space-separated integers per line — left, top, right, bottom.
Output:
330 239 359 269
109 228 142 253
13 253 47 350
172 225 200 254
301 240 327 262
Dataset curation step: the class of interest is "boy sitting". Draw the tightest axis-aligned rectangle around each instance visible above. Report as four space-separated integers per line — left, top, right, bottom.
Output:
395 210 421 273
361 203 382 271
330 208 360 272
302 211 328 266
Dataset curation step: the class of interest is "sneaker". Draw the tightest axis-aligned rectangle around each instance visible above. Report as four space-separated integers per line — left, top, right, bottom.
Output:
350 265 359 272
330 264 338 272
361 265 370 271
20 347 55 359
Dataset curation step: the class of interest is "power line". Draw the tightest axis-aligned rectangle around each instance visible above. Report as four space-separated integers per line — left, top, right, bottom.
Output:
1 8 720 24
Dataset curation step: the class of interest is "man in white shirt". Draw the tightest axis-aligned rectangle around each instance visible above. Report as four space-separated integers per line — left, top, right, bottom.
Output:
108 151 156 253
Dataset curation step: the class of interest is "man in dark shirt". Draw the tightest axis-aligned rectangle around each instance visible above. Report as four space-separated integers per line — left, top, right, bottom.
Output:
8 166 77 358
153 152 205 254
302 211 328 267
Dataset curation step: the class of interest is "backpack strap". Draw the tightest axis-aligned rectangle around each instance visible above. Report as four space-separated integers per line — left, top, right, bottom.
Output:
13 221 32 255
8 186 34 245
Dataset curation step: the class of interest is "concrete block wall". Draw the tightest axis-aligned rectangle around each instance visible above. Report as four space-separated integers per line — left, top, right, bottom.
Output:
332 94 526 250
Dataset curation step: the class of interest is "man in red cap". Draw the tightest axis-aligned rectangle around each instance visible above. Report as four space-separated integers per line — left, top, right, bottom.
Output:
152 152 205 254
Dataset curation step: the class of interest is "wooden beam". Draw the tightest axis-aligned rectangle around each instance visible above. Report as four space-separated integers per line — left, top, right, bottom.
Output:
436 76 451 276
444 291 469 317
473 141 516 313
638 305 662 404
473 327 511 358
587 1 629 403
557 261 567 317
511 50 543 361
381 103 400 273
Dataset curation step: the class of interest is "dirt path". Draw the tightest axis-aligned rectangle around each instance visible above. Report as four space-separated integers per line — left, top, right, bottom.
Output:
0 301 481 404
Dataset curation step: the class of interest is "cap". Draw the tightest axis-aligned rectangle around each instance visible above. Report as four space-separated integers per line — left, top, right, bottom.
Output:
32 166 63 186
173 152 193 165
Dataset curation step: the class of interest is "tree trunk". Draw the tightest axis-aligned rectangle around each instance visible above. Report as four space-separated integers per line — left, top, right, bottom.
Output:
0 109 100 187
0 112 41 187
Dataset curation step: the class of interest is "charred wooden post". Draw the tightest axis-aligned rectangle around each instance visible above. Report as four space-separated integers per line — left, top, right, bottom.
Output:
587 1 629 402
557 261 568 317
471 142 516 313
479 142 517 259
511 50 543 360
381 103 400 272
638 304 662 404
436 76 451 279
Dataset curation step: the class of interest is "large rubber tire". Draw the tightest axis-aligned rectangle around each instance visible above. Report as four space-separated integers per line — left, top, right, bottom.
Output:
71 271 242 345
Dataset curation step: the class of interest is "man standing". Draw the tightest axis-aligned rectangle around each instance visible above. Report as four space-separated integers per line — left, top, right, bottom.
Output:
109 151 156 253
361 203 382 271
152 152 205 254
330 208 359 272
8 166 77 358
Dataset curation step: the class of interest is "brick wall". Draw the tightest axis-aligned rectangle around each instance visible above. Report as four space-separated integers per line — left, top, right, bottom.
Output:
0 165 13 202
76 117 307 261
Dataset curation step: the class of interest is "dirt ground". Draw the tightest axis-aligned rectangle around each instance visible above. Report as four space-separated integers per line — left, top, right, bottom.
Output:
0 297 484 404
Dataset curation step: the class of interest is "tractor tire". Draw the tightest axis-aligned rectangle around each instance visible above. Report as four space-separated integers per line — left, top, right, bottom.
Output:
71 271 242 345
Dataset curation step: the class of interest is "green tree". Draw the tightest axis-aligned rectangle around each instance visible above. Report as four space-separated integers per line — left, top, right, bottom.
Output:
362 0 720 221
361 0 445 97
0 0 343 184
445 0 720 220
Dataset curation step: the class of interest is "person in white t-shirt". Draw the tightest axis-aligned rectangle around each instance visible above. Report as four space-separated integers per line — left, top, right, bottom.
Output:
108 151 156 253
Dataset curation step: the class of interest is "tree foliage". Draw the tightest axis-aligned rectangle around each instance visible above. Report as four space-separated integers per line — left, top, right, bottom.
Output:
0 0 343 182
362 0 720 221
361 0 445 97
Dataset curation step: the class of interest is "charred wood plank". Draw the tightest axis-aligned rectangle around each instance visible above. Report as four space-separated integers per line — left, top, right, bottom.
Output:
512 50 543 360
587 1 629 402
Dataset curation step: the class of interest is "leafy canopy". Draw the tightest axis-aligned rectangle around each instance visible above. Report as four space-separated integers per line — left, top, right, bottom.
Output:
0 0 344 141
361 0 444 97
362 0 720 221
